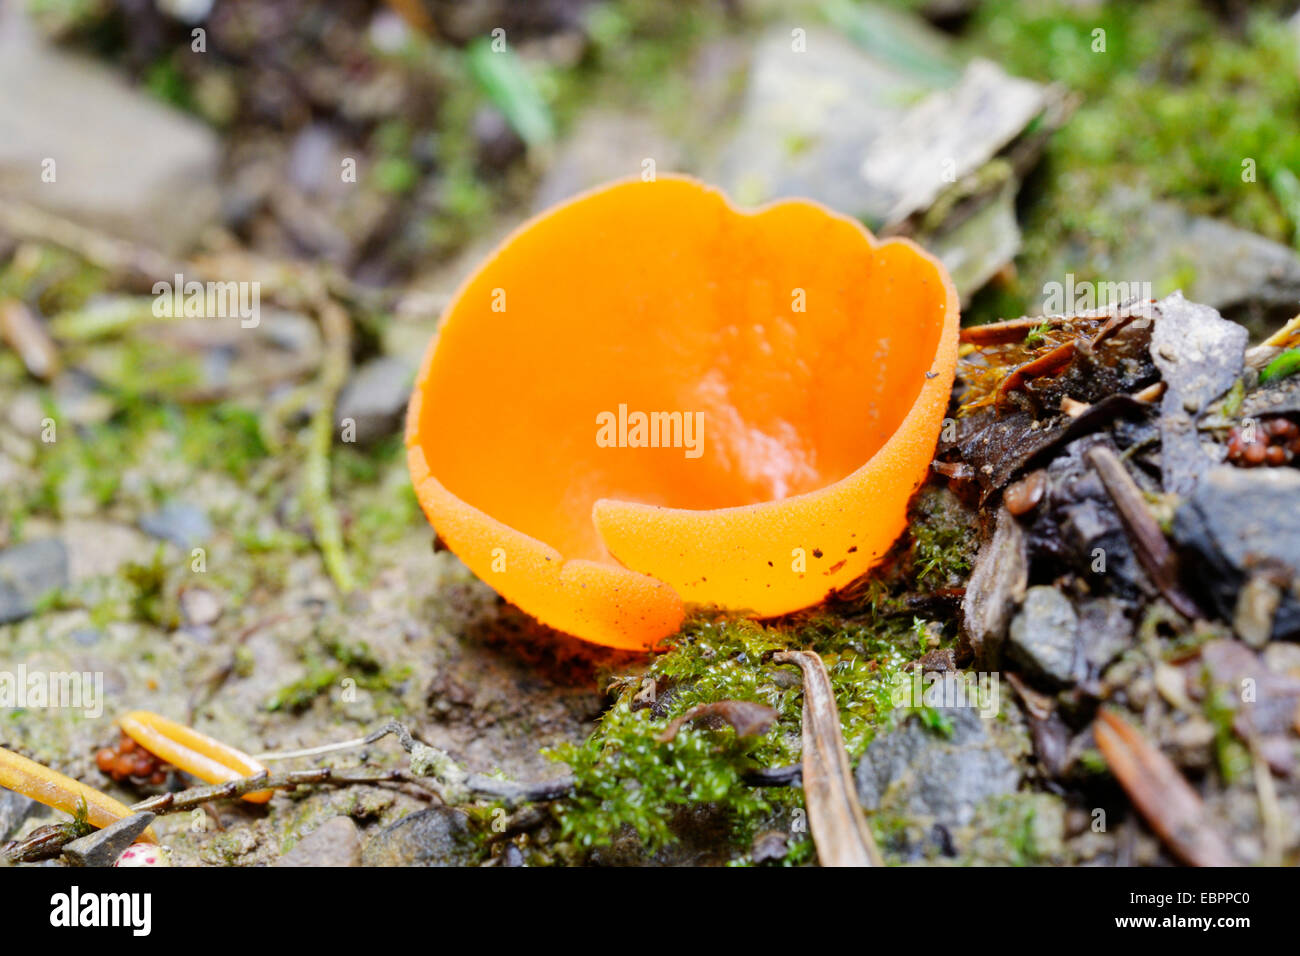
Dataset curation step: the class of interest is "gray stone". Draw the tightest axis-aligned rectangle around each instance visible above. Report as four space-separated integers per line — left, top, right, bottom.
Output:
1150 292 1249 495
62 812 155 867
179 586 223 627
0 789 34 841
1173 466 1300 640
857 59 1048 226
711 26 1046 230
139 501 211 549
531 111 684 213
1240 372 1300 420
62 520 152 582
1008 586 1080 686
0 8 220 254
1077 597 1132 675
0 537 69 624
1099 189 1300 318
335 357 415 445
928 178 1021 305
856 707 1024 832
275 816 361 867
361 807 478 866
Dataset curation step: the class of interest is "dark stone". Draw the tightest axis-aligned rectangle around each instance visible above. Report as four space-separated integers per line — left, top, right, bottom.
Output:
276 816 361 867
361 807 478 866
1077 597 1133 676
139 501 212 549
1172 466 1300 640
0 538 69 624
1007 586 1080 686
473 106 526 171
0 790 34 841
62 812 155 867
856 707 1024 833
1026 434 1152 602
335 357 415 446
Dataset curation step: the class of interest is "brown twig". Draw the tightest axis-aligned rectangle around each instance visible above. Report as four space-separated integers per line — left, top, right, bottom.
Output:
303 298 355 594
3 765 419 862
1085 445 1200 619
0 198 184 288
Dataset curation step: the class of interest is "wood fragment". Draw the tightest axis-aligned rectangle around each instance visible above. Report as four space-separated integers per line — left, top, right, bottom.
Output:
0 298 60 379
0 197 184 288
1004 671 1053 721
1093 709 1235 867
959 315 1068 346
774 650 882 867
1085 444 1200 620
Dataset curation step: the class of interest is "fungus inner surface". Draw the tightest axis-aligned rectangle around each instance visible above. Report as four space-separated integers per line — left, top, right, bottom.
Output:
413 179 947 565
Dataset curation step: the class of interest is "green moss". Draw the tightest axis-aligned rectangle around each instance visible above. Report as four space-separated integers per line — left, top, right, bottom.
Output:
909 485 977 590
266 665 341 713
266 627 412 713
22 397 268 523
122 548 180 629
1023 319 1052 348
1203 686 1251 785
546 591 928 859
0 245 108 315
959 0 1300 322
969 793 1065 865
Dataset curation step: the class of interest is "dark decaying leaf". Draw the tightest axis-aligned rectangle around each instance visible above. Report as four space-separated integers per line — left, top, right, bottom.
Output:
941 302 1161 499
655 700 778 743
774 650 882 867
1093 709 1235 867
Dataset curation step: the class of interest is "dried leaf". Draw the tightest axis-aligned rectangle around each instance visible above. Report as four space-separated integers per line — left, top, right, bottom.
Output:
774 650 882 867
655 700 778 743
1093 709 1235 866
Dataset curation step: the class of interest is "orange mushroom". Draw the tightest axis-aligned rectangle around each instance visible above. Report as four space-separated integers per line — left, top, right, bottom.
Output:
118 711 273 803
406 176 959 650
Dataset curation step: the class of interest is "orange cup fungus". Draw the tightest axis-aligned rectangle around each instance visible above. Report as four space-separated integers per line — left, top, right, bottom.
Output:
406 176 959 650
